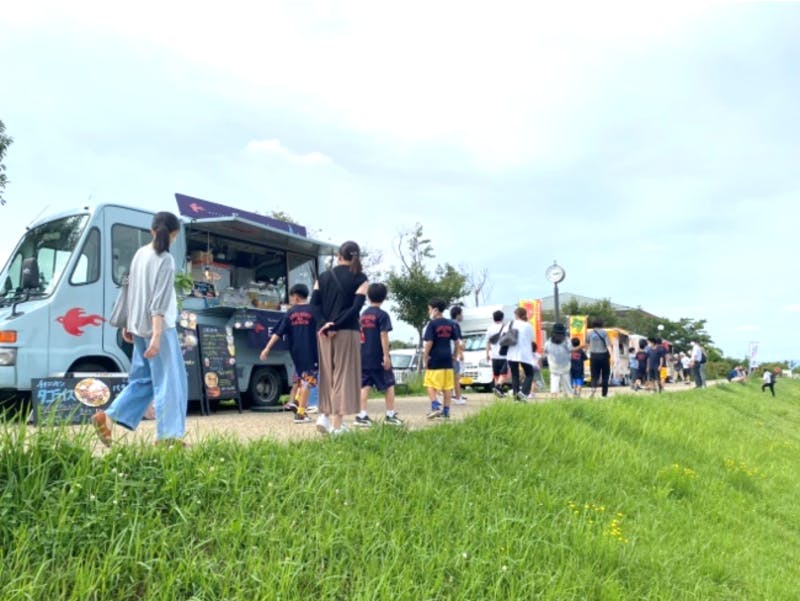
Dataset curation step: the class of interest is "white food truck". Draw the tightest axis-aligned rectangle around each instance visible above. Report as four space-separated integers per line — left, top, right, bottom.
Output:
459 304 517 391
0 193 335 410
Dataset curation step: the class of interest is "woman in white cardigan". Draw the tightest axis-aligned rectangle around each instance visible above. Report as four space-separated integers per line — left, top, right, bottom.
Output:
505 306 535 402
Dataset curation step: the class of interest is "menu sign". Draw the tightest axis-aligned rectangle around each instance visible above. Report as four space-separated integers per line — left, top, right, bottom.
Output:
197 324 240 405
178 310 203 403
31 375 128 426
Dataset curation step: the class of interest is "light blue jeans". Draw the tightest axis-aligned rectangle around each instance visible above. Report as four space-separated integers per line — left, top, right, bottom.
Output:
106 328 188 440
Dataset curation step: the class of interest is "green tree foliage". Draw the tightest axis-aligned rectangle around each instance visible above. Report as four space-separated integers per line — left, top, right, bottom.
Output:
0 120 12 205
386 224 469 350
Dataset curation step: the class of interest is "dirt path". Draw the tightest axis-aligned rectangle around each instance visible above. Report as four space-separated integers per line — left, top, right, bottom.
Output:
90 381 698 449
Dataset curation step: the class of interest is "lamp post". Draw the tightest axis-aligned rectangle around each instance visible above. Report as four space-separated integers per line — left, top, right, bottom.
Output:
545 261 566 324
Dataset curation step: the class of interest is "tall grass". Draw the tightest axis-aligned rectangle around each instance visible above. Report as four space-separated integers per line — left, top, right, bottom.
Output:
1 381 799 599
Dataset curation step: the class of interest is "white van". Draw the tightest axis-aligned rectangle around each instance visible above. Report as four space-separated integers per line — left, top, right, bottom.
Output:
459 304 516 391
0 194 335 408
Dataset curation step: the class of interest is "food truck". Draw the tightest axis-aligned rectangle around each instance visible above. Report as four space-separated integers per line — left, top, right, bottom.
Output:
0 193 336 412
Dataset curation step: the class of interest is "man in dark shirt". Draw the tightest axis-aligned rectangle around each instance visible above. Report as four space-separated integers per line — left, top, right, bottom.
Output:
423 298 460 419
355 283 404 427
645 337 666 393
260 284 319 423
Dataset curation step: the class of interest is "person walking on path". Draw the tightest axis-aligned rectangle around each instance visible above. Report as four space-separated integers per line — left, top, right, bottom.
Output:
506 306 535 402
485 310 509 398
449 305 467 405
92 212 188 446
355 283 404 427
260 283 319 424
690 340 707 388
570 338 589 397
761 369 776 397
312 241 369 436
545 323 573 399
423 298 460 420
587 318 612 398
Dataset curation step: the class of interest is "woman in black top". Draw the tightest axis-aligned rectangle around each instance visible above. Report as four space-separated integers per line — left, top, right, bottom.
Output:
312 241 369 435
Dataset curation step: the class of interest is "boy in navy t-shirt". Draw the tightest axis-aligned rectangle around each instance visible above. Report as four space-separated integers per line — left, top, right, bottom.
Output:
423 298 460 419
259 284 318 423
570 337 589 397
356 283 404 427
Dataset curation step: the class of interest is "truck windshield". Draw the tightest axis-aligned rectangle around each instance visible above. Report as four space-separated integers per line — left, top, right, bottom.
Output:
464 334 487 351
0 214 89 302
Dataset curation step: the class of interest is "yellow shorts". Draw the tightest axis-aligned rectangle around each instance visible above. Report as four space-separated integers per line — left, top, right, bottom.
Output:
424 369 455 391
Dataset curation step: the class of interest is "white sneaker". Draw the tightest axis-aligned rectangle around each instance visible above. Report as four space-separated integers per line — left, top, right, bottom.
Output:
454 397 467 405
306 405 319 414
316 414 332 434
331 425 351 437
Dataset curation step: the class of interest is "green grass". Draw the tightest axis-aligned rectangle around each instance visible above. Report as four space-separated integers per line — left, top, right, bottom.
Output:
2 381 800 599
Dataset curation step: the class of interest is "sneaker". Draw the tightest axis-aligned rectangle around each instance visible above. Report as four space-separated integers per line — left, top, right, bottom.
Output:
384 413 405 426
454 396 467 405
426 408 442 420
283 401 298 413
331 425 351 437
306 405 319 414
316 414 332 434
294 414 312 424
527 393 536 401
91 411 112 447
515 392 528 403
436 412 451 420
492 386 506 399
354 415 374 428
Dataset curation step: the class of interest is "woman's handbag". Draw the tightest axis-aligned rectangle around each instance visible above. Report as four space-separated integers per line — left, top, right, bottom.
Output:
109 276 129 329
497 322 518 355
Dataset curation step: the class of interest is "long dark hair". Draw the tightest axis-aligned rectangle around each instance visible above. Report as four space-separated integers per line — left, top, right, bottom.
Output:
338 240 362 275
152 212 180 254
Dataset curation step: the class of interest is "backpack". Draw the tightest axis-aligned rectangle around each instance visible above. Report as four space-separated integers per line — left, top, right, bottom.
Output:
699 351 707 364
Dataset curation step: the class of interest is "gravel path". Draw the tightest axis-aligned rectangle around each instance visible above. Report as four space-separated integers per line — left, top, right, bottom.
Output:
91 381 697 449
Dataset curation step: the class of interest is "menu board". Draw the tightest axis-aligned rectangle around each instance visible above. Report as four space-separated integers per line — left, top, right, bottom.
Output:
31 375 128 426
178 310 204 403
197 324 240 406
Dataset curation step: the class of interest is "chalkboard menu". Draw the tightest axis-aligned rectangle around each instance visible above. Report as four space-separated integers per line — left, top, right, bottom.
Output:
32 375 128 426
197 324 240 409
178 310 204 404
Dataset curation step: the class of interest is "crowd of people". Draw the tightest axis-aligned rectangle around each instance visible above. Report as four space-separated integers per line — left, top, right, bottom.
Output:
93 232 781 446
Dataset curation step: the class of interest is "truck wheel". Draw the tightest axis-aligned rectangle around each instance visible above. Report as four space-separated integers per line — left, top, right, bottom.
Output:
248 367 284 407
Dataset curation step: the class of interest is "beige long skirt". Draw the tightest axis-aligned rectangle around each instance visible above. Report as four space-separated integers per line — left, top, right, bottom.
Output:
317 329 361 416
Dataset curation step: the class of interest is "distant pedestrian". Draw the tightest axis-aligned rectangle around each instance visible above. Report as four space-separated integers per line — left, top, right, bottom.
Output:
587 318 612 398
260 284 319 424
690 340 706 388
356 283 404 427
449 305 467 405
570 338 589 397
633 339 648 391
312 241 369 436
531 342 545 398
423 298 460 420
544 323 572 399
761 369 776 397
646 337 666 393
628 347 638 390
485 310 509 398
92 212 187 447
506 307 535 402
680 352 692 385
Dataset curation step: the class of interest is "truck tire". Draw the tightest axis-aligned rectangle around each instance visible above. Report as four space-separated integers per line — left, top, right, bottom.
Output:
248 367 284 407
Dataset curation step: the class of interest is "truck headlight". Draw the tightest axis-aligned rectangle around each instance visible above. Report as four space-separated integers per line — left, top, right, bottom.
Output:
0 348 17 366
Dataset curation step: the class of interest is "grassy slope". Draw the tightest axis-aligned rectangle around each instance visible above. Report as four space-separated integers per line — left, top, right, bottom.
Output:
1 381 799 600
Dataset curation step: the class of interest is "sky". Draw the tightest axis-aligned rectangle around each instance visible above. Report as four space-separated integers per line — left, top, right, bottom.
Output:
1 0 798 362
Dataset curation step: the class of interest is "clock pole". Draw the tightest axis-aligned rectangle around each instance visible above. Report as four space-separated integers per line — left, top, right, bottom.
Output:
554 280 561 325
545 260 566 326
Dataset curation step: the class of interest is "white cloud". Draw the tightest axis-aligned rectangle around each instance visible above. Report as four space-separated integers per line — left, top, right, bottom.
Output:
785 304 800 313
245 139 332 165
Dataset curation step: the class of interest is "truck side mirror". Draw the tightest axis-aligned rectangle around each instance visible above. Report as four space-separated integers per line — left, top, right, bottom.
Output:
21 258 40 291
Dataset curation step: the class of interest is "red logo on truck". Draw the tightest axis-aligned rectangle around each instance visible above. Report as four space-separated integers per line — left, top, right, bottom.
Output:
56 308 105 336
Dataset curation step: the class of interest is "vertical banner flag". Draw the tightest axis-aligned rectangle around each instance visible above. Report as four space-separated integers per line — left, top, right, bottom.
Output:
569 315 589 346
519 300 544 352
748 342 759 367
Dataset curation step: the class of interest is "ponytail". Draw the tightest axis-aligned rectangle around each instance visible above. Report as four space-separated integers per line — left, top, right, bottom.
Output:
338 240 362 275
151 211 180 255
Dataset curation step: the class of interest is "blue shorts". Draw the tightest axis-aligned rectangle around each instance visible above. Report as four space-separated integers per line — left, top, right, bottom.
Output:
362 369 396 392
453 360 462 375
571 377 584 387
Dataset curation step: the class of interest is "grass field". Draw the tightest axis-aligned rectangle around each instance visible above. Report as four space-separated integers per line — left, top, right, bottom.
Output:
1 380 799 600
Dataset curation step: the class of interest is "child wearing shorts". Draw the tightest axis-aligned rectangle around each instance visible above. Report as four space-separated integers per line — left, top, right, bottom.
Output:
423 298 460 419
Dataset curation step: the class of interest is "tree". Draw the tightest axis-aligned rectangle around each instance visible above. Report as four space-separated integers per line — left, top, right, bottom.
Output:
465 266 491 306
0 120 12 206
386 224 469 351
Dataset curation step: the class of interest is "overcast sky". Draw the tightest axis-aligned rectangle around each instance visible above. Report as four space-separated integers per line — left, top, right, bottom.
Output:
1 1 798 362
